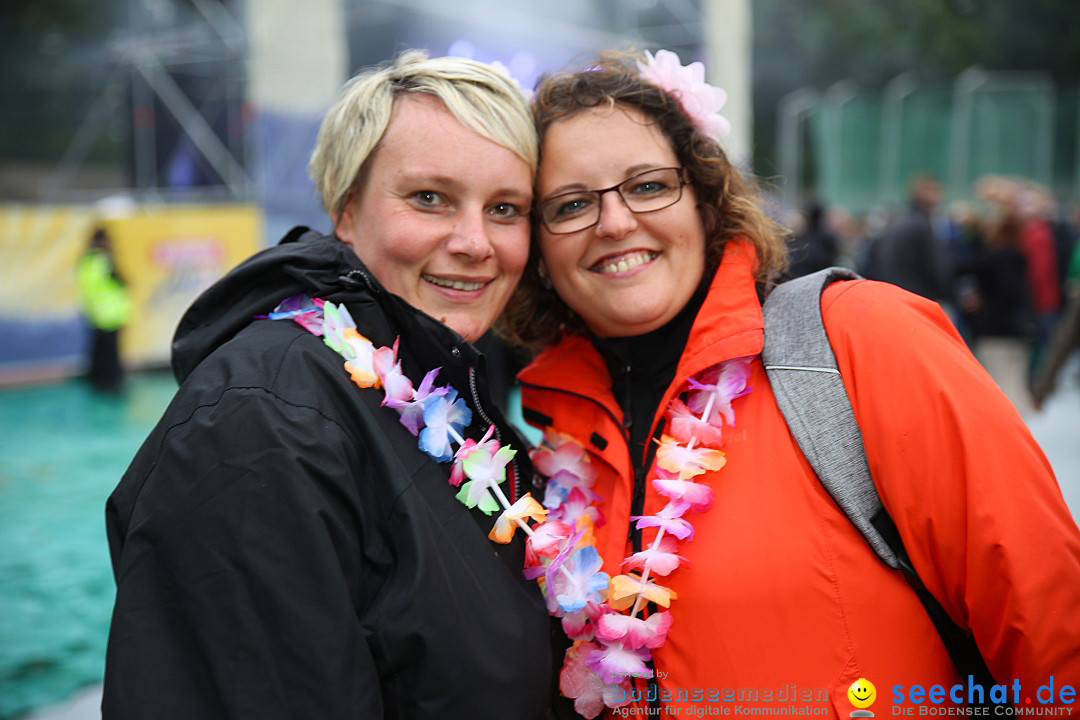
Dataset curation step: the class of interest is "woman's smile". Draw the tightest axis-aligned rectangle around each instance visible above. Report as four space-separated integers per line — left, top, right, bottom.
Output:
590 249 660 275
421 273 491 292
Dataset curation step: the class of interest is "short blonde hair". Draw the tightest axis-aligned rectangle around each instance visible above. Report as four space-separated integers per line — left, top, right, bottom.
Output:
309 50 538 224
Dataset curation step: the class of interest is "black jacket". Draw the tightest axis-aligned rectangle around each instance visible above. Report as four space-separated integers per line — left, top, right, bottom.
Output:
961 245 1038 340
872 203 953 302
104 228 553 719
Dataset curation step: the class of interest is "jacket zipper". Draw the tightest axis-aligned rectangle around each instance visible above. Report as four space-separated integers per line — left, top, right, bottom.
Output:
468 365 519 504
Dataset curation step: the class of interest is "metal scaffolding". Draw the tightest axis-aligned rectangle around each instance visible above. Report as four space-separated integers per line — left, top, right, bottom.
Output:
43 0 251 203
41 0 747 213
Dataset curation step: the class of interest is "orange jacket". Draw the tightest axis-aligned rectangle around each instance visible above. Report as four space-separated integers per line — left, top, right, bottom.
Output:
519 240 1080 717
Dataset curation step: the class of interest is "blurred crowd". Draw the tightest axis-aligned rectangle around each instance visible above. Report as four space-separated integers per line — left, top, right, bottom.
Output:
785 174 1080 417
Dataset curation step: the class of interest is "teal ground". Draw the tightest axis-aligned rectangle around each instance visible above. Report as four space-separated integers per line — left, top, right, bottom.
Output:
0 372 177 720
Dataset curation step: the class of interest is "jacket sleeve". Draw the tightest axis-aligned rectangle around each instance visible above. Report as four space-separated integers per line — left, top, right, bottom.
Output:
104 385 381 719
824 279 1080 691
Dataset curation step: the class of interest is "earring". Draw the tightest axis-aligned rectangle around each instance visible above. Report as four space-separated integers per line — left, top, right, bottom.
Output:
538 265 553 290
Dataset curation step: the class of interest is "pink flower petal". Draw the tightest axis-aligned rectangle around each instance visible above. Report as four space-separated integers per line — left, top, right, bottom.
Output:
652 473 714 513
632 512 694 541
687 357 753 427
596 610 673 649
637 49 731 141
527 519 575 558
585 640 653 684
667 397 726 447
561 601 609 641
559 642 607 719
551 486 604 528
532 435 597 486
622 535 685 576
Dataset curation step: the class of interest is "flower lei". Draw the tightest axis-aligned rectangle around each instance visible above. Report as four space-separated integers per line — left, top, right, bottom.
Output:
636 49 731 142
266 295 548 541
524 356 753 718
525 56 737 715
267 294 753 718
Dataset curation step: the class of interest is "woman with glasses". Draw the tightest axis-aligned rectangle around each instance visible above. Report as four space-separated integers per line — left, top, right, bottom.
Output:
499 51 1080 719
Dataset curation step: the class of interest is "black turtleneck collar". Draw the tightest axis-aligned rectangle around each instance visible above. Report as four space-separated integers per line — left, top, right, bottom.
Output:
591 279 709 467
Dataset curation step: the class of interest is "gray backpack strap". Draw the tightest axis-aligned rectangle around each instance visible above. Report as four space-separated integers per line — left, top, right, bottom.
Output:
762 269 996 688
761 267 901 569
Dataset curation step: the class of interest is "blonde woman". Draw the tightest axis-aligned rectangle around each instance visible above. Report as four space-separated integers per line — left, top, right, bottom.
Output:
105 52 556 719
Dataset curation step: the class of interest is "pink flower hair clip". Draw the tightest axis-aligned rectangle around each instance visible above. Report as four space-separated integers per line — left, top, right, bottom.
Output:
636 49 731 142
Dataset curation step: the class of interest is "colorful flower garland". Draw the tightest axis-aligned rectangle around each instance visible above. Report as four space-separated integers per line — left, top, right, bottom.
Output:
268 295 753 719
525 357 753 718
267 295 548 542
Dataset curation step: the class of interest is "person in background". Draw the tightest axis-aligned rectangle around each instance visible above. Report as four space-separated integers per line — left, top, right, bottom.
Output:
853 203 891 279
956 193 1038 416
870 174 954 309
786 197 839 278
1017 182 1063 377
499 49 1080 719
1049 198 1078 297
104 51 557 719
76 225 131 393
944 200 987 346
1032 237 1080 408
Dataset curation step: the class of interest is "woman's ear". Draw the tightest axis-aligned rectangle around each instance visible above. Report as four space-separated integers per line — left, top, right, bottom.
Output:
537 258 553 290
334 194 359 252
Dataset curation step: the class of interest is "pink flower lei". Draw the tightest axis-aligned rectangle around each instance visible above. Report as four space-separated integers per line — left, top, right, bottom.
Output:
269 295 754 718
526 355 753 718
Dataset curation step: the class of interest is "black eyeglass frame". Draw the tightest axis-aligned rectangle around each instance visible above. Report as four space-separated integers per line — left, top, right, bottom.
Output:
537 166 688 235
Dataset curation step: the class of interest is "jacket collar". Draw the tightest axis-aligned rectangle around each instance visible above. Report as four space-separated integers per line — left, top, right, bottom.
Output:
675 238 765 381
172 228 362 383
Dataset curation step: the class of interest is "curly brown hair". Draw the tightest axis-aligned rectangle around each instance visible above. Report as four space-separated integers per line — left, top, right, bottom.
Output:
497 50 789 352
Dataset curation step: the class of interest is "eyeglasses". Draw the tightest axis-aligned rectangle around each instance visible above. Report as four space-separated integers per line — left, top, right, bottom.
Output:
537 167 687 235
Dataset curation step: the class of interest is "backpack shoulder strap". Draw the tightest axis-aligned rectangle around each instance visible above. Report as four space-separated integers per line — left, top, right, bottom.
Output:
761 267 996 689
761 267 901 568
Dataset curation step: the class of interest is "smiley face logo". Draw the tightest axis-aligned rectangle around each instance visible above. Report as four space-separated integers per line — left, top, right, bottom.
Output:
848 678 877 709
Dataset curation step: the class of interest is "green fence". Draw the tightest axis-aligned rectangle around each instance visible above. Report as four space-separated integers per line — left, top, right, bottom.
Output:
779 68 1076 213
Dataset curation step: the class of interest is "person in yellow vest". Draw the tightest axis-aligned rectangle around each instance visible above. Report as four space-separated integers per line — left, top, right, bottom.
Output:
77 226 132 392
